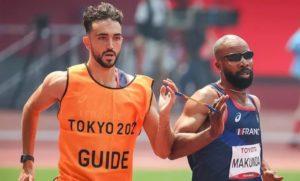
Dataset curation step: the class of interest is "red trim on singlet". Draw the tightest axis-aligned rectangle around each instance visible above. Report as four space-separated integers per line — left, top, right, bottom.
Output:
222 106 229 124
230 98 256 112
211 82 256 112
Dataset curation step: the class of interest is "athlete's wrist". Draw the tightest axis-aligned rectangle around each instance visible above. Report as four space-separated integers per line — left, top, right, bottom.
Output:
22 160 34 173
20 154 34 163
207 127 221 140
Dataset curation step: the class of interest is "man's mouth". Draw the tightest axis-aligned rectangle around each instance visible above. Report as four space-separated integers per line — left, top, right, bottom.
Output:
240 72 250 76
238 69 252 77
105 53 114 56
103 50 116 57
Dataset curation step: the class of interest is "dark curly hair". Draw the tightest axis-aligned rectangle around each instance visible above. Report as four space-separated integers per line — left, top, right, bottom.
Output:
83 2 123 33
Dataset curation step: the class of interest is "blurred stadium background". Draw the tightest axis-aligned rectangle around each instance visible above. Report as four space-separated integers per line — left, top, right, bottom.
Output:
0 0 300 180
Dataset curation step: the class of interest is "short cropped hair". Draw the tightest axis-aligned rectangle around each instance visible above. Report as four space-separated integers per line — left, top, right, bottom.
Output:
83 2 123 33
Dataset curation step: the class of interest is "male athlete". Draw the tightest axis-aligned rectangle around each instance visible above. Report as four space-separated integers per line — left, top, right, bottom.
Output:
169 35 283 181
19 2 177 180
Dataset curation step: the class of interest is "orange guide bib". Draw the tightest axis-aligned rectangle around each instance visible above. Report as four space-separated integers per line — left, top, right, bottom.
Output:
57 64 153 181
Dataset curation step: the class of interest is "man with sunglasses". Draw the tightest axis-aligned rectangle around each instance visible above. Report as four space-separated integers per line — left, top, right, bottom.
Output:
169 35 283 181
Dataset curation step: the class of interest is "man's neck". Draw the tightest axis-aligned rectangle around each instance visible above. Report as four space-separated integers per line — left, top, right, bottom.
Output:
87 60 118 88
218 79 248 104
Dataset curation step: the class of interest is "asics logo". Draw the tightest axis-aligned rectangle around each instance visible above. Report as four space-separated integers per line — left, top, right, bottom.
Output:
234 112 242 123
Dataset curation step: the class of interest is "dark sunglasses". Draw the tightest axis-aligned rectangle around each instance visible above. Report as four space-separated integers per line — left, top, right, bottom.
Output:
224 51 254 62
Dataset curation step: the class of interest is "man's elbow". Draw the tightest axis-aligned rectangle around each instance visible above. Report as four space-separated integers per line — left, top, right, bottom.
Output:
22 101 40 117
168 154 176 160
154 149 170 159
153 145 183 160
167 150 181 160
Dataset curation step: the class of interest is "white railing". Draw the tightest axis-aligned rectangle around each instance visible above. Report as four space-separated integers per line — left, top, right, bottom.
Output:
0 23 135 97
0 24 84 63
0 31 36 63
0 35 82 96
0 24 83 35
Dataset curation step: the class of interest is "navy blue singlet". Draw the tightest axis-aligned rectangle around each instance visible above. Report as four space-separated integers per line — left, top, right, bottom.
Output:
188 83 263 181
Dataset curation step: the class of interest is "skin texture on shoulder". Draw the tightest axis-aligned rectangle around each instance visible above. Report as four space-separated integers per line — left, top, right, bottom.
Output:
174 85 219 133
24 71 67 114
169 85 228 160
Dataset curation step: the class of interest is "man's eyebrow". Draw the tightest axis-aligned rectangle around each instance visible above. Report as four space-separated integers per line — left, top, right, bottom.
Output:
96 33 122 36
96 33 108 36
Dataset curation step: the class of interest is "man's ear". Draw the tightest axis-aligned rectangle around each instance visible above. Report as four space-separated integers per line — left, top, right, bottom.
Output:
215 61 220 70
83 35 91 50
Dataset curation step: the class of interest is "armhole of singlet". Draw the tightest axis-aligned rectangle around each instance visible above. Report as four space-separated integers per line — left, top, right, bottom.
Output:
198 83 225 132
210 83 225 98
57 69 69 118
248 95 258 111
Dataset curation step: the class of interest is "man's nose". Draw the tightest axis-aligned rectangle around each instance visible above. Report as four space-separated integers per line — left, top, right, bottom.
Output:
107 39 114 49
240 57 251 66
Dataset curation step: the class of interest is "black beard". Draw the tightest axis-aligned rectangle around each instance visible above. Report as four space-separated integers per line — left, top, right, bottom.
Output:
92 49 119 68
224 68 253 90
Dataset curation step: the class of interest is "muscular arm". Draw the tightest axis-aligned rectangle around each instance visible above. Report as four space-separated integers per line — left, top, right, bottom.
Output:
143 79 177 159
21 71 67 173
169 86 228 159
143 94 174 159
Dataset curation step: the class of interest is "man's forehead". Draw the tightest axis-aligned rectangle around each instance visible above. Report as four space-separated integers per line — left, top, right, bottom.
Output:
90 19 122 34
224 38 247 47
215 36 249 57
220 42 249 54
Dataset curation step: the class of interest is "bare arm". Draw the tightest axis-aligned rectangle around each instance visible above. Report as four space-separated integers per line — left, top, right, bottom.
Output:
143 79 177 159
143 94 174 159
19 71 67 180
169 86 228 160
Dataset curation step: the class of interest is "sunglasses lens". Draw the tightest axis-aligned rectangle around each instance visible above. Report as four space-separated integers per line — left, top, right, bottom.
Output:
243 51 254 59
226 54 242 62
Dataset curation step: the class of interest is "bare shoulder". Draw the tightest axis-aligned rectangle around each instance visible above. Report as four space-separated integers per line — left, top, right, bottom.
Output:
24 71 67 111
186 85 219 110
175 85 219 133
194 85 220 104
43 71 67 86
249 94 261 111
42 71 67 100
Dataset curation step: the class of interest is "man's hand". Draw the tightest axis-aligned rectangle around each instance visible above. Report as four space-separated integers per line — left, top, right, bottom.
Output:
263 170 283 181
208 95 228 139
19 161 34 181
159 79 178 117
